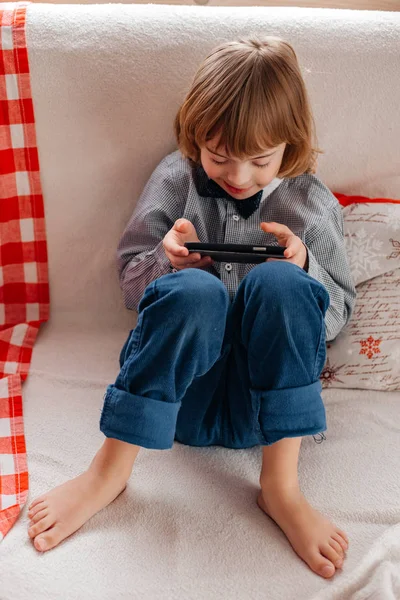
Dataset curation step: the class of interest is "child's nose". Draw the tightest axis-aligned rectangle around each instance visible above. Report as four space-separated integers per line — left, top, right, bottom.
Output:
225 165 252 188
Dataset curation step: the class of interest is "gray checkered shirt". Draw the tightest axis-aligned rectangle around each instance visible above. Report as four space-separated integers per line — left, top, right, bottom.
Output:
117 150 356 341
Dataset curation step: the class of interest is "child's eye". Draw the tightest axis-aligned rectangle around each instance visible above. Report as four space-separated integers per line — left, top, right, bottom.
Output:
210 158 270 168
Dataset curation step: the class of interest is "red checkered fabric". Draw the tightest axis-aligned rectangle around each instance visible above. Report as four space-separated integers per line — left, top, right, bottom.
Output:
0 1 49 541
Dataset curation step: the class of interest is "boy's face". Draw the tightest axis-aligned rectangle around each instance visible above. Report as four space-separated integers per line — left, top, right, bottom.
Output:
200 137 287 200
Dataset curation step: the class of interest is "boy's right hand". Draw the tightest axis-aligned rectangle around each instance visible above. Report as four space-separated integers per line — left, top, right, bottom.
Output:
163 218 213 271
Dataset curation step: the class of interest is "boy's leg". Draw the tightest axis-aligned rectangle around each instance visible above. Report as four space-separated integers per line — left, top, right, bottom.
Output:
28 438 140 552
28 269 230 552
231 260 329 444
100 268 230 449
231 261 349 578
258 437 349 579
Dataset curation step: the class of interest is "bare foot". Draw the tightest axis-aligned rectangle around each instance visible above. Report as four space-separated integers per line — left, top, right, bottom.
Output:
27 470 127 552
257 486 349 579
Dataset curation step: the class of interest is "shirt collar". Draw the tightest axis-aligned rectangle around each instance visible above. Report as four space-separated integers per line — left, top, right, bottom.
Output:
192 164 283 219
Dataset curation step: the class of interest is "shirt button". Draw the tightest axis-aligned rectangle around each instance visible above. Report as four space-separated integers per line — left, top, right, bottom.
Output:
225 263 232 272
233 215 240 221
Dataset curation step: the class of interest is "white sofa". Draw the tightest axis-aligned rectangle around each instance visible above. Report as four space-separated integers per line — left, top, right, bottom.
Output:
1 4 400 599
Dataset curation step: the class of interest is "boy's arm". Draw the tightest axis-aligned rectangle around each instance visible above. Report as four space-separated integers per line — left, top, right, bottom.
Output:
305 202 357 342
117 158 182 312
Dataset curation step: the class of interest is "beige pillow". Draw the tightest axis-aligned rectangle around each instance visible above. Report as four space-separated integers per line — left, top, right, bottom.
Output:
321 202 400 391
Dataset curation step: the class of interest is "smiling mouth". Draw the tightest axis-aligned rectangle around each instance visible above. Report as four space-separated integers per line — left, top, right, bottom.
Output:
223 181 252 193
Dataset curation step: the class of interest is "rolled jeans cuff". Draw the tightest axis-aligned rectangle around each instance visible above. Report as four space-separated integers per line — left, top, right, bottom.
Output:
100 384 181 450
253 380 326 445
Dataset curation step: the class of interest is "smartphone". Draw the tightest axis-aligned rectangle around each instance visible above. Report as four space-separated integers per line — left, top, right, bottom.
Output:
184 242 286 264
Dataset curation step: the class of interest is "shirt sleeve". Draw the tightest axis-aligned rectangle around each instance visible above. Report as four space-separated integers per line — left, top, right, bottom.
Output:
304 201 357 342
117 157 182 312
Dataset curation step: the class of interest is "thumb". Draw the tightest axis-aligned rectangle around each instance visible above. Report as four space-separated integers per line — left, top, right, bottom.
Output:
174 218 191 232
260 222 277 232
261 221 291 243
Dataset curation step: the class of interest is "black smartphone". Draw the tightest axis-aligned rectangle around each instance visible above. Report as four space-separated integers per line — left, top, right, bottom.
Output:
184 242 286 264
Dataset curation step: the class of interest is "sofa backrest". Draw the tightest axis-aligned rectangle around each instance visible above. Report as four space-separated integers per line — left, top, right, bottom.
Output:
26 4 400 329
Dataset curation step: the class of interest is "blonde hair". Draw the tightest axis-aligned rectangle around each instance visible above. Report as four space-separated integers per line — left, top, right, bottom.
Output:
174 37 322 177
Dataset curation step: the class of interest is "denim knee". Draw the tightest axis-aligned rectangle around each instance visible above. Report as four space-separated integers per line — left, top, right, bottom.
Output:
150 268 230 321
120 270 228 369
242 261 330 314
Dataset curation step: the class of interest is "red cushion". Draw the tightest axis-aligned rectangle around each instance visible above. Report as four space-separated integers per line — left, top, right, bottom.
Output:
334 193 400 207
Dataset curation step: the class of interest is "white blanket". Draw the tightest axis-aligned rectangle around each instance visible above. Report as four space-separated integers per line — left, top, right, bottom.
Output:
0 323 399 599
0 4 399 599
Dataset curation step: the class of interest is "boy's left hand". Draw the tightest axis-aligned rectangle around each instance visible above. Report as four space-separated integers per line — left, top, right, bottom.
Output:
260 222 308 269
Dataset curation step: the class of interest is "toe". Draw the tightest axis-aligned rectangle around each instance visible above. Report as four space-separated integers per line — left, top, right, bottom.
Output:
34 526 64 552
333 533 348 552
29 508 49 525
34 534 50 552
335 528 349 546
329 540 344 566
28 515 55 539
28 496 46 511
28 501 47 515
28 501 46 518
308 554 336 579
320 542 343 568
320 564 336 578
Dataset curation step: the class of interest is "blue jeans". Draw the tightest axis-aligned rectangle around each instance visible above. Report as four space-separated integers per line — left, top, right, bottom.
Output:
100 261 330 450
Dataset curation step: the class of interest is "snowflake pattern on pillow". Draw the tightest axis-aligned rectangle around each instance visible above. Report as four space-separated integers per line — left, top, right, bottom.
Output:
320 202 400 391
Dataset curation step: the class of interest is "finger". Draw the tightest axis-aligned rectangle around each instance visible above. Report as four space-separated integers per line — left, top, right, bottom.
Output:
195 256 214 269
186 254 212 267
283 235 301 258
172 252 202 266
260 221 293 243
176 256 213 270
173 218 192 233
164 241 189 257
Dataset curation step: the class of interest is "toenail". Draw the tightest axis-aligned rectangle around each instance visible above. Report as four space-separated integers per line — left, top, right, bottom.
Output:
36 539 45 551
335 560 343 567
321 565 334 576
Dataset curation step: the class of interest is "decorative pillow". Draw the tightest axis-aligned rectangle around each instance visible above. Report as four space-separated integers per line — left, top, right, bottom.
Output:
320 200 400 391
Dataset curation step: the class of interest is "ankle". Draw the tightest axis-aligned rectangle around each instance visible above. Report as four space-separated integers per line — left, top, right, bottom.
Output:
88 438 140 483
86 462 129 486
259 474 300 496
